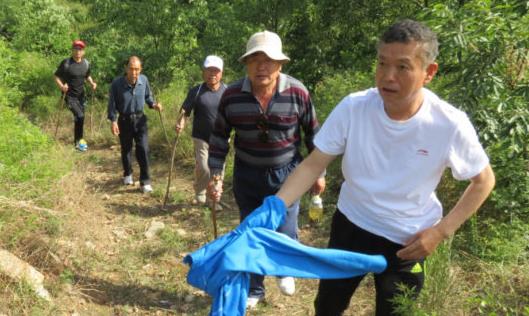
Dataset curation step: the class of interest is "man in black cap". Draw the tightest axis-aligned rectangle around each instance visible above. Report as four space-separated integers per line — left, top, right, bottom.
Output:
54 40 97 151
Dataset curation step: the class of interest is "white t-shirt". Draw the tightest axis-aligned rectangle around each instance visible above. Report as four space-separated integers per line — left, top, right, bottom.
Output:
314 88 489 245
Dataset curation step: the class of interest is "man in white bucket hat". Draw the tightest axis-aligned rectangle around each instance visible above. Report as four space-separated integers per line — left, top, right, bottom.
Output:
176 55 227 205
207 30 326 308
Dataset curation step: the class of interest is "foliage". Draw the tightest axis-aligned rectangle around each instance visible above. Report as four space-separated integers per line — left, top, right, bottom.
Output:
0 0 73 56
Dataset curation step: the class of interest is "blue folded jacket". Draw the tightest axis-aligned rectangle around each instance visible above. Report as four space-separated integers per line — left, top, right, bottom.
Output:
184 195 387 316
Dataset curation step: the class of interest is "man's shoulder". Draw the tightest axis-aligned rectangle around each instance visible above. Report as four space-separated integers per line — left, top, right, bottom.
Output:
339 88 379 108
111 76 126 87
138 74 149 84
423 88 468 123
223 79 245 95
280 73 309 94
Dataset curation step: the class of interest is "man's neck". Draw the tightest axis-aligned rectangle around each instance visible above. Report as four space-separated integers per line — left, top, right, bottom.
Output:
384 93 424 121
72 56 82 63
252 80 277 99
207 82 221 91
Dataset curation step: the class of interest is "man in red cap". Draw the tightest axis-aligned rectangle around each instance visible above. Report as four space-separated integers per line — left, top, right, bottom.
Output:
54 40 97 151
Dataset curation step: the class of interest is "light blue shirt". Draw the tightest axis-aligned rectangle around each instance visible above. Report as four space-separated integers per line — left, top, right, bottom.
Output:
107 74 155 122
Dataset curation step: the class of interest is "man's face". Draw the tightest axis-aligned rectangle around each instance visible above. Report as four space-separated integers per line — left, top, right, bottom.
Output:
375 41 437 110
72 47 85 60
245 52 282 90
126 59 142 84
203 67 223 88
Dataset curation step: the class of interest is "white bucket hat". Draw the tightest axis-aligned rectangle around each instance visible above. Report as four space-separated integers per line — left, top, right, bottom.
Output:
203 55 224 71
238 30 290 63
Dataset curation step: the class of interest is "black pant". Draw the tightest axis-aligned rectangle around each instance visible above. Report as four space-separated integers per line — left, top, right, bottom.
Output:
315 210 424 316
118 113 150 185
66 94 85 143
232 157 301 298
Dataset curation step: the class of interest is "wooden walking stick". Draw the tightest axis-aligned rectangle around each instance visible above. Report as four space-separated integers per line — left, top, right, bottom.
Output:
210 175 221 239
89 93 95 136
158 110 172 148
162 111 185 210
54 93 66 138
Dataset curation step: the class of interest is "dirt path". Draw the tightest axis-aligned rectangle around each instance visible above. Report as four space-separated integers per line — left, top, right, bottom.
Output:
42 131 375 315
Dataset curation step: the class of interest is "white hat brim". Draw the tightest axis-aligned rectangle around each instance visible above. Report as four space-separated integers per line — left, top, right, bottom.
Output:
238 46 290 63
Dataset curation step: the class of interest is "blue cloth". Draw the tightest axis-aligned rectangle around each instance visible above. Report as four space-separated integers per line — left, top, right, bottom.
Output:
184 196 387 316
107 74 155 122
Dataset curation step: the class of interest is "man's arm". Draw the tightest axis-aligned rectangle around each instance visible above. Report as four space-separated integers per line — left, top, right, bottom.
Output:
176 87 198 134
276 148 337 207
107 82 120 135
206 100 233 201
299 93 326 194
86 76 97 91
54 75 68 93
397 164 495 260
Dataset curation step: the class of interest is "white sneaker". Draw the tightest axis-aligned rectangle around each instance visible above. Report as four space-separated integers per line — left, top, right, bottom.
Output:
141 184 153 193
123 175 133 185
277 277 295 296
246 296 261 309
192 194 207 205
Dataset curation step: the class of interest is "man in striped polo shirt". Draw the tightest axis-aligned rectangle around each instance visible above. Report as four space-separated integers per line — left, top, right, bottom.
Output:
207 30 326 308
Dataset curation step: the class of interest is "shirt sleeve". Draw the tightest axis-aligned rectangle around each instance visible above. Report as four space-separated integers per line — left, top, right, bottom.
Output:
313 97 350 156
182 85 199 117
300 91 320 153
143 77 155 108
447 114 489 180
107 81 118 122
208 94 232 175
54 59 66 80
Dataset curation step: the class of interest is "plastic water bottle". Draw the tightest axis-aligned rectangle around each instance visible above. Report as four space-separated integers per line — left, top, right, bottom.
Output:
78 139 88 151
308 195 323 222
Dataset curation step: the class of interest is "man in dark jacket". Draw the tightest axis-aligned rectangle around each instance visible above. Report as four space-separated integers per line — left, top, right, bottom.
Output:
107 56 162 193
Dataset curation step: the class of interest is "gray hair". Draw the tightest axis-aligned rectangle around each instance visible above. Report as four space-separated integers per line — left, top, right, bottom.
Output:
378 19 439 66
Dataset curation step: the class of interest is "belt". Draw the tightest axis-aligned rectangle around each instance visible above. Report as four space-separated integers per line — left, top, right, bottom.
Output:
119 111 144 120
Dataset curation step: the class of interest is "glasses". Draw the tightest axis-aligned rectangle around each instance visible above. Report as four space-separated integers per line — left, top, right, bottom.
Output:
256 114 269 143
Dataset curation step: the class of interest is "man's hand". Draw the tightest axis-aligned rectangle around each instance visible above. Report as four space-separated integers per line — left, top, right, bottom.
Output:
60 83 69 93
396 226 446 260
207 175 223 202
91 82 97 91
311 177 326 195
153 102 163 112
175 115 186 134
111 122 120 136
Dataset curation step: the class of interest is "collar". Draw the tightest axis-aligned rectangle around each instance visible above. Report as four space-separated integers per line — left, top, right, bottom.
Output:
241 73 290 94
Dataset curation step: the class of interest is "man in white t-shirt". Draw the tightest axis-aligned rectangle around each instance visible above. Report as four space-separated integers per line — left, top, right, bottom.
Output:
272 20 495 315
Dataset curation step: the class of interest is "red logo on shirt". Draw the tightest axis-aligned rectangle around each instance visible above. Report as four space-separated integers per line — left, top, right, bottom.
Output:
417 149 429 156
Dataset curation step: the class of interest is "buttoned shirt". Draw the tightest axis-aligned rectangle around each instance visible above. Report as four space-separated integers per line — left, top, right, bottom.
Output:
107 74 155 122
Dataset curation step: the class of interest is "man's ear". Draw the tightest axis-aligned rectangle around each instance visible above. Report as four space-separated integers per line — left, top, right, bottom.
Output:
424 62 438 84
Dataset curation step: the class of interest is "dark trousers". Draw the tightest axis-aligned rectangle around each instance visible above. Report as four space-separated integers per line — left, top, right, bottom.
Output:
66 94 85 143
117 114 151 185
232 157 301 298
315 210 424 316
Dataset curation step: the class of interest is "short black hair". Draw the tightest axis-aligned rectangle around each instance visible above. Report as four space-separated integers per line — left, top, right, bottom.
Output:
378 19 439 65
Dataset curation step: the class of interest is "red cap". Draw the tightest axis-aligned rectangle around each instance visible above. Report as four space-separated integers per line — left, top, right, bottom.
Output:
72 40 86 49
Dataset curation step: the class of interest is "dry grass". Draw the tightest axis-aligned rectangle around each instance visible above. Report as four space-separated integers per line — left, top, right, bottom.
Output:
1 119 528 315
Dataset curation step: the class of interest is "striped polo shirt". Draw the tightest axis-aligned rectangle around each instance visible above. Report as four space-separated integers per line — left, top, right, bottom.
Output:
208 73 320 174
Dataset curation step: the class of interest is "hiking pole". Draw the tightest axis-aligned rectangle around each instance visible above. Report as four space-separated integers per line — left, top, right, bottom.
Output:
162 111 185 210
210 175 220 239
54 93 66 138
158 110 172 148
89 92 95 136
